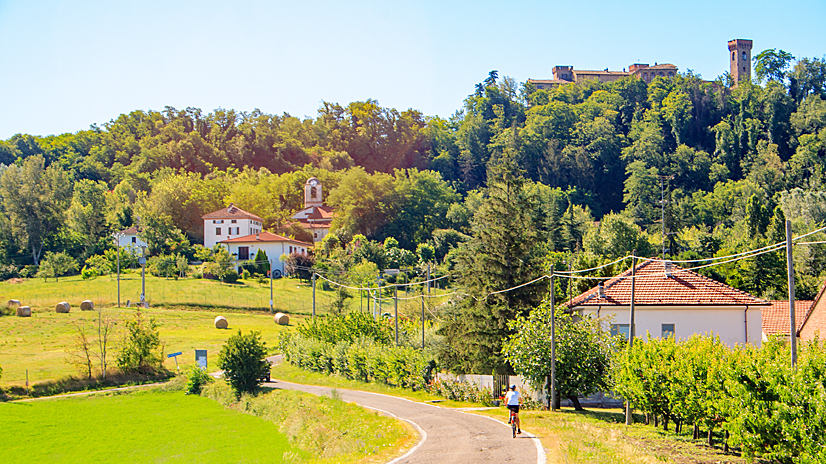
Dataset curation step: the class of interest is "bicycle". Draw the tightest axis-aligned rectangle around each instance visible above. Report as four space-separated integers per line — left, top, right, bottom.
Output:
509 408 517 438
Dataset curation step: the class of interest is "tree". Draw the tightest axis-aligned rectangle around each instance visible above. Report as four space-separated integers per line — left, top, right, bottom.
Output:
218 330 270 395
68 179 108 258
503 305 615 410
0 155 71 265
35 251 78 282
116 311 164 374
754 49 795 84
203 247 235 282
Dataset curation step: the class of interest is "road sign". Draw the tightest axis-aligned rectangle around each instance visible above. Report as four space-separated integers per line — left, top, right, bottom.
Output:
195 350 207 370
167 352 182 358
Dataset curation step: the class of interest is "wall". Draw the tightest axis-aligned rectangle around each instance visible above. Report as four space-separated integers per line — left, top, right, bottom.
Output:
222 241 307 277
115 234 147 249
204 218 262 248
579 305 763 347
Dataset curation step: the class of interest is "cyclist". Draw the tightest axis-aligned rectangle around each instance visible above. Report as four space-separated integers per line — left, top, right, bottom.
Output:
505 384 522 435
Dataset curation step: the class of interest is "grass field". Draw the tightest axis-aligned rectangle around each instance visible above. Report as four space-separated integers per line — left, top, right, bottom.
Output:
1 384 414 464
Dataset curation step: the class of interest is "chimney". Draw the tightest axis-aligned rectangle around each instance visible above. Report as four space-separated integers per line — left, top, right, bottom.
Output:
256 233 260 241
665 260 673 278
598 282 605 299
227 203 234 214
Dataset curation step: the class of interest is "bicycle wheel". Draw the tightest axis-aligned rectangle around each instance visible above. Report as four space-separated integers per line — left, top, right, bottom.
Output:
511 414 517 438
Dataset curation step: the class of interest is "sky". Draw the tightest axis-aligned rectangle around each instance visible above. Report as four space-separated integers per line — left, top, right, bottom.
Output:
1 0 825 139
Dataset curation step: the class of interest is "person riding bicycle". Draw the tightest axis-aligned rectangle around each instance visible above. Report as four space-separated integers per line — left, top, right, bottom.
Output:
505 384 522 435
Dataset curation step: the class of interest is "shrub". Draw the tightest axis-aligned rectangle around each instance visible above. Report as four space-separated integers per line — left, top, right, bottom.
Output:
218 330 270 396
223 269 239 284
80 265 100 280
35 251 78 282
297 311 392 345
0 263 18 281
241 269 250 280
116 311 164 374
85 254 112 275
184 366 213 395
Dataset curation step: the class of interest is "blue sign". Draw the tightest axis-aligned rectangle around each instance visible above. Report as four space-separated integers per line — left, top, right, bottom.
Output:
167 352 183 358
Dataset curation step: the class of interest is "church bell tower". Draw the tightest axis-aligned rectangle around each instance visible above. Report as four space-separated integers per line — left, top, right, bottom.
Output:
304 177 323 209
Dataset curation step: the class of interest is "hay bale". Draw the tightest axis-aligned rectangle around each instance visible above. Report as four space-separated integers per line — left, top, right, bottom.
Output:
16 306 31 317
80 300 94 311
55 302 70 313
214 315 228 329
7 299 21 309
274 312 289 325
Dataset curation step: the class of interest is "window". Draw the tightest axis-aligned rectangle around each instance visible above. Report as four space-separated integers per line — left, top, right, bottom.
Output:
743 66 746 72
742 51 747 60
611 324 631 341
662 324 675 339
216 227 222 235
238 246 249 261
235 227 240 235
732 51 736 61
231 219 237 224
289 246 293 253
314 232 318 238
131 237 137 243
311 186 317 199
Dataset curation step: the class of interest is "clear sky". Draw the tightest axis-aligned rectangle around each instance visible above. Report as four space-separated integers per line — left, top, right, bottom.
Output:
1 0 824 139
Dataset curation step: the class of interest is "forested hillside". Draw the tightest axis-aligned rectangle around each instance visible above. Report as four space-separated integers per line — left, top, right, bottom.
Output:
2 50 826 307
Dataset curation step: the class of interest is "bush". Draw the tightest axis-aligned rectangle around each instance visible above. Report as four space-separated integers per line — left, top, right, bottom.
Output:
241 269 250 280
297 312 393 345
0 263 18 281
85 254 112 275
80 265 100 280
223 269 239 284
35 251 78 282
116 311 164 374
218 330 270 396
184 366 213 395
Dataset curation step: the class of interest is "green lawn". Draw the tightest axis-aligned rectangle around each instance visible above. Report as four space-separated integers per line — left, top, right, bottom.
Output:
1 390 307 463
1 385 415 464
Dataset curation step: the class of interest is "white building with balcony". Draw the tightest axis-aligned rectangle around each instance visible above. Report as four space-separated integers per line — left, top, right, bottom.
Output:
202 204 264 249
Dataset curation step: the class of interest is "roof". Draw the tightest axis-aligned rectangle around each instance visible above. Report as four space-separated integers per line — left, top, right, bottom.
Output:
565 259 770 307
574 70 632 76
202 204 264 222
219 231 312 248
798 280 826 335
763 300 814 336
118 226 140 235
527 79 571 85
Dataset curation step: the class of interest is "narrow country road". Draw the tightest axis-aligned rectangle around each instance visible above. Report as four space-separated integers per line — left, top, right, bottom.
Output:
265 355 545 464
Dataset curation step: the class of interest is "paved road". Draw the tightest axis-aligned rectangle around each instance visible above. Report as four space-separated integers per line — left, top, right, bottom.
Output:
266 356 544 464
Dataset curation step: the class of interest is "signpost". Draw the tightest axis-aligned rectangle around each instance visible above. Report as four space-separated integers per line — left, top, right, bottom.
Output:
167 351 183 371
195 350 207 370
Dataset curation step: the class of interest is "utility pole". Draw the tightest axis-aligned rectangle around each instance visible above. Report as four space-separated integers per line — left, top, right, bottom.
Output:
376 273 382 318
625 253 638 426
421 291 425 349
269 259 273 313
550 264 556 411
426 264 431 294
139 246 147 307
659 175 674 258
786 220 797 366
394 285 399 346
115 235 121 307
312 272 316 320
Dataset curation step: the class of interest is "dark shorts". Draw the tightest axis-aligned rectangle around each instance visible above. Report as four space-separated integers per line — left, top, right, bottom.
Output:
507 405 520 414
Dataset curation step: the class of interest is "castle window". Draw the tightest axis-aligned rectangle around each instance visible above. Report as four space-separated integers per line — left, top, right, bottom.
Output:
742 51 747 60
311 187 317 199
732 51 736 61
743 66 746 72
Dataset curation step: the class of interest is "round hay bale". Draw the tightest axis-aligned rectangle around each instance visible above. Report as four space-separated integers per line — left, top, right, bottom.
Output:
214 315 228 329
16 306 31 317
80 300 94 311
274 312 289 325
7 299 21 309
55 302 70 313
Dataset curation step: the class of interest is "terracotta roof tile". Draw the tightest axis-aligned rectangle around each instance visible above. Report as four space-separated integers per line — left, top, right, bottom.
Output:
118 226 140 235
763 300 813 336
202 204 264 222
219 231 312 248
565 259 770 307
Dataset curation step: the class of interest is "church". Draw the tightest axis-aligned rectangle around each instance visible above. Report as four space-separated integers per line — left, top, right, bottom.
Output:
291 177 335 243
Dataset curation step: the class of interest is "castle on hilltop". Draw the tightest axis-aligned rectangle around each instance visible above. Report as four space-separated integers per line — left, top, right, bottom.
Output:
528 39 752 90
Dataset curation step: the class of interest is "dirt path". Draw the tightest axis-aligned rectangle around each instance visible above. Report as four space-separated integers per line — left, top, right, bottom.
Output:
266 355 545 464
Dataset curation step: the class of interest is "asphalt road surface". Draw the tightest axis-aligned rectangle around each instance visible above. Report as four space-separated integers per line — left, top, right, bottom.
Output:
266 355 545 464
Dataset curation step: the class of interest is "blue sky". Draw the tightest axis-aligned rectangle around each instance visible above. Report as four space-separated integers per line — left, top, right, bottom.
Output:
1 0 824 139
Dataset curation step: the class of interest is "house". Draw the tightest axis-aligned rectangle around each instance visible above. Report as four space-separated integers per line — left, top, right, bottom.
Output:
291 177 334 243
762 300 814 341
565 259 769 346
797 282 826 341
218 231 312 278
202 204 264 248
114 226 147 250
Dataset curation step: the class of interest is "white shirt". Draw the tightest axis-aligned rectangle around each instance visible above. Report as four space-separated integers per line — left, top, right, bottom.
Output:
505 390 520 406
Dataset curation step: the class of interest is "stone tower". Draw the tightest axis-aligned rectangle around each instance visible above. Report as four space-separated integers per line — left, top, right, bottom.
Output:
728 39 753 84
303 177 323 209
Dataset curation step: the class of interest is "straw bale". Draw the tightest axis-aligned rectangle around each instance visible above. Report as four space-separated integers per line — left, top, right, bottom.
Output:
56 302 70 313
214 315 228 329
80 300 94 311
274 312 289 325
16 306 31 317
7 299 20 309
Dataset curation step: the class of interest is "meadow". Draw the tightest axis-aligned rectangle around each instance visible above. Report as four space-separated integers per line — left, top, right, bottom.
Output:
1 384 414 464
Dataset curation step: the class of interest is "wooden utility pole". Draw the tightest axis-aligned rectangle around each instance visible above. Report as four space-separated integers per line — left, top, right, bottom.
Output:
786 220 797 367
394 285 399 346
269 259 273 313
312 272 316 320
625 253 637 426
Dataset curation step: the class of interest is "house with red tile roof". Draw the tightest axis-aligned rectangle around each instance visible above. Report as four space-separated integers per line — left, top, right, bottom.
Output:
202 204 265 248
798 282 826 341
113 225 147 249
565 259 769 346
291 177 335 243
762 300 813 341
219 231 312 278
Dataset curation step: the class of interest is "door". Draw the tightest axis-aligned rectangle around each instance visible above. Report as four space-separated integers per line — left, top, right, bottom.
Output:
238 246 249 261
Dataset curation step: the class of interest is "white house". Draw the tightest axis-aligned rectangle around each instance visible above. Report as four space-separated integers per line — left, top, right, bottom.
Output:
114 226 147 250
202 204 264 249
219 231 312 278
566 259 769 347
291 177 334 243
